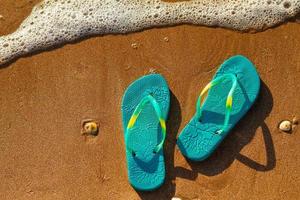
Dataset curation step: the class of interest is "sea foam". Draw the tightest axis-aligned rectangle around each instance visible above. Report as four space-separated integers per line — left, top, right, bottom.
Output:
0 0 299 65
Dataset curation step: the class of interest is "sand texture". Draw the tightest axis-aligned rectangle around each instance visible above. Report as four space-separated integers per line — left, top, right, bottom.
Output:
0 1 299 200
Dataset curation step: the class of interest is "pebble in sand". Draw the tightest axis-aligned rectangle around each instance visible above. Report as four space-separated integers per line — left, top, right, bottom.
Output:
82 120 99 136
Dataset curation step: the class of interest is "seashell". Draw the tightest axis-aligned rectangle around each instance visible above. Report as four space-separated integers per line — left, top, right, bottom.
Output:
279 120 292 132
131 43 138 49
82 120 99 136
172 198 182 200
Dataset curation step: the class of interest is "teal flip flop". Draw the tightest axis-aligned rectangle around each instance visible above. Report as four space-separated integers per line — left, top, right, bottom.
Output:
177 55 260 161
121 74 170 191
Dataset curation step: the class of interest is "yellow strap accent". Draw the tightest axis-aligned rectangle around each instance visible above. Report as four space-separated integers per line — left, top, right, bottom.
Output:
127 115 138 129
200 82 212 97
226 95 233 108
159 118 166 131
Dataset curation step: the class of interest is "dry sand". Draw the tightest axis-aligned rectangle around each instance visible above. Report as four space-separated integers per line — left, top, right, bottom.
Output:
0 1 299 199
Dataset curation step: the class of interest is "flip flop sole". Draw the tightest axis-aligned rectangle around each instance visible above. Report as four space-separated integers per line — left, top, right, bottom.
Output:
121 74 170 191
177 55 260 161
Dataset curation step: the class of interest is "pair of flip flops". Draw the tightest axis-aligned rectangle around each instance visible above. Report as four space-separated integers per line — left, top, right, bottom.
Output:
121 55 260 191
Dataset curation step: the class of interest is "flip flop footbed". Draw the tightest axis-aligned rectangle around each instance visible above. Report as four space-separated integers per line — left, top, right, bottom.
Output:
121 74 170 191
177 55 260 161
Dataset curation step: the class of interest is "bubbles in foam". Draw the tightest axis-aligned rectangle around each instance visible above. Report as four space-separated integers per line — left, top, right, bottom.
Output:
0 0 299 65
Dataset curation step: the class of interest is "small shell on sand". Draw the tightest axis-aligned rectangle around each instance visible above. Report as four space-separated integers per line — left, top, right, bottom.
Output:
131 43 138 49
82 120 99 136
0 15 3 20
279 120 292 132
164 37 169 42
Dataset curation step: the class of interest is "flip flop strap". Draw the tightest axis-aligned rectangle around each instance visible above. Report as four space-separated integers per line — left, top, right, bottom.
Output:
196 73 237 134
126 94 166 154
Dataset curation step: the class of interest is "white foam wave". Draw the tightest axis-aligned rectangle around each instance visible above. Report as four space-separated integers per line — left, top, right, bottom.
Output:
0 0 299 65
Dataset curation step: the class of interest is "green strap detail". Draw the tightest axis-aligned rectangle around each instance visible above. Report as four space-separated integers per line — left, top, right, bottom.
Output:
125 94 167 155
196 73 237 134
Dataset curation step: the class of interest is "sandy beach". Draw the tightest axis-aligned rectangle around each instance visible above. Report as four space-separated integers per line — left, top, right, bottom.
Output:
0 1 299 199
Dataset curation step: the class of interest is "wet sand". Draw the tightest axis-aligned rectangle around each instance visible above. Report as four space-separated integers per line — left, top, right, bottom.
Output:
0 1 299 199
